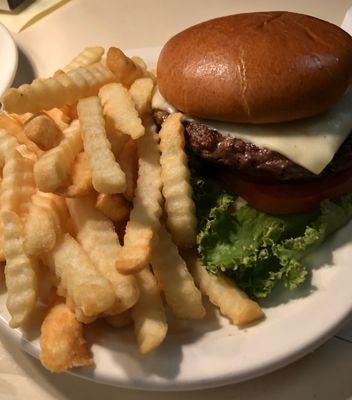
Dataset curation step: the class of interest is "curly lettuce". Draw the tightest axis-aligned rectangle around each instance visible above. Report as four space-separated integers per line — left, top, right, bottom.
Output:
192 174 352 298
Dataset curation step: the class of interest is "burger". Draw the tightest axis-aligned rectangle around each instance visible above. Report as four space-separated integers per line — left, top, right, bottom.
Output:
152 12 352 298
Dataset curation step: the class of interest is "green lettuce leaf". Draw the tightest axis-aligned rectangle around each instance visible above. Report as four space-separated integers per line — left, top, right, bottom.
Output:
192 174 352 298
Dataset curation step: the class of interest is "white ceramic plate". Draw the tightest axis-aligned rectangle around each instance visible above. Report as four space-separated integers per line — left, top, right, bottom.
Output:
0 22 17 96
1 47 352 391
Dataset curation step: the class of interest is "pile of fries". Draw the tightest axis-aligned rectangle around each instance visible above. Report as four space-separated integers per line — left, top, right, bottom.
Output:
0 46 264 372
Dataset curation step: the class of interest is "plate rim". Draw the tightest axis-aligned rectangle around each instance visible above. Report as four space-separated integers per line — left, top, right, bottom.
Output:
0 21 18 96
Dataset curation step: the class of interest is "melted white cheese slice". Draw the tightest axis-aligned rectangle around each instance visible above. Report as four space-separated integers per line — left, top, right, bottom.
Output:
152 88 352 175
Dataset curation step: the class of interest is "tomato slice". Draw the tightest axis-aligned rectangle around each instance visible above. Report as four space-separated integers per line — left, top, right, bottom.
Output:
220 167 352 214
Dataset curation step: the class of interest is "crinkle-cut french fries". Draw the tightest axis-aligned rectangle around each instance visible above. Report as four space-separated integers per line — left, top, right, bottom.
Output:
45 107 71 130
116 124 162 274
66 195 139 314
1 62 115 114
0 114 41 156
2 210 38 328
95 193 130 222
159 113 197 248
77 96 126 194
106 309 133 328
184 250 264 326
34 119 82 193
117 139 138 201
0 128 18 166
57 152 93 198
106 47 145 88
1 148 35 216
40 300 93 372
24 202 57 256
151 225 205 320
62 46 104 74
31 191 68 237
99 83 145 139
131 268 168 354
129 78 154 117
0 147 35 261
24 114 62 150
42 234 116 318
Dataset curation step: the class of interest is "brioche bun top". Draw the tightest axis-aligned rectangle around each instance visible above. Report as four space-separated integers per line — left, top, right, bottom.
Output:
157 12 352 123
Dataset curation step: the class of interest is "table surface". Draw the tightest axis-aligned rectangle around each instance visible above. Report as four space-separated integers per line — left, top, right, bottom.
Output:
1 0 352 399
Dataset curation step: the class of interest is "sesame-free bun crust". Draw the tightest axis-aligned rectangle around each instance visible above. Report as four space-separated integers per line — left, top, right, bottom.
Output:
157 12 352 123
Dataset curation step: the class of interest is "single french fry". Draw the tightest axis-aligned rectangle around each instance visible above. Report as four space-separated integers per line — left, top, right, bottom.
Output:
57 152 93 198
159 113 197 248
106 309 132 328
24 191 68 259
99 83 144 139
151 225 205 320
129 78 154 117
40 301 93 372
2 210 38 328
0 128 18 167
42 234 115 318
77 96 126 194
131 268 168 354
117 139 138 201
62 46 104 73
0 148 35 261
1 62 115 114
24 114 62 150
1 147 35 216
184 250 264 326
23 202 57 256
31 191 68 238
95 193 129 222
115 125 162 274
34 119 82 192
66 195 139 314
106 47 144 88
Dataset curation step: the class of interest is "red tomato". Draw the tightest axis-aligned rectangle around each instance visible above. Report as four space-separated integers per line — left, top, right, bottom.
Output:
220 167 352 214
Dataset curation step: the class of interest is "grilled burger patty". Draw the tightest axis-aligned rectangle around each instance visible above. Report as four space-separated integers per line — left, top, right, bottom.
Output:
154 109 352 181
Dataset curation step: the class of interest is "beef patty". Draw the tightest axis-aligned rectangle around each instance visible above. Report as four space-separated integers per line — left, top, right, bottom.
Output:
154 109 352 181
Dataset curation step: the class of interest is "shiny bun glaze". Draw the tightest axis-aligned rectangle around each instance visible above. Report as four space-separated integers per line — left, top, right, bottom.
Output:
157 12 352 124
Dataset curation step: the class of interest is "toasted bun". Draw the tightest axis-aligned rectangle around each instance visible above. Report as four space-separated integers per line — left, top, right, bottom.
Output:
157 12 352 123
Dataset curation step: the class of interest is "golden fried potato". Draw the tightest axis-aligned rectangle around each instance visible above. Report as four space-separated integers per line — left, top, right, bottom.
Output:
159 113 197 248
3 211 38 328
34 120 82 192
116 125 162 274
131 268 168 354
24 114 62 150
62 46 104 73
66 195 139 314
43 234 116 318
40 301 93 372
2 62 114 114
77 96 126 194
151 225 205 320
184 250 264 326
106 47 144 88
99 83 144 139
